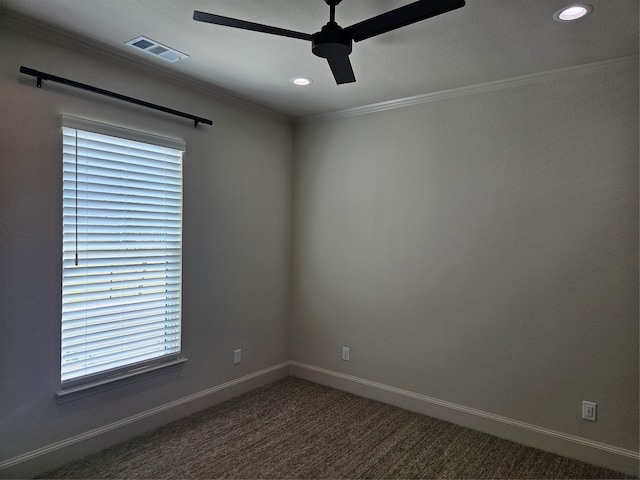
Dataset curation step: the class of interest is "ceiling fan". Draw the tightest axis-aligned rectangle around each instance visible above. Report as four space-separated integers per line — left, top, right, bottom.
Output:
193 0 465 85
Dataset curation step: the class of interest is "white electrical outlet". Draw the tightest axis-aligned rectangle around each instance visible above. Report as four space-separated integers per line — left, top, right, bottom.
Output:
582 401 596 421
234 349 241 365
342 346 350 361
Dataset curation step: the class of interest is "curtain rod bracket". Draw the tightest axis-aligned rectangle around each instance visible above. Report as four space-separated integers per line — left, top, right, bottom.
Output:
20 66 213 128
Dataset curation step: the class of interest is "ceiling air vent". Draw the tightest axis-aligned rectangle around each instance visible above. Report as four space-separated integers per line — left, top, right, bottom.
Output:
125 36 188 63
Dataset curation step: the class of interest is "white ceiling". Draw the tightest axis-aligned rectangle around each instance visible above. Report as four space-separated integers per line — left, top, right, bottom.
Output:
1 0 638 118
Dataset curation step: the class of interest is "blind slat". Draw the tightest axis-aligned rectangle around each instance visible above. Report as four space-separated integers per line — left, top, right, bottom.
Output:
62 348 181 382
63 318 180 341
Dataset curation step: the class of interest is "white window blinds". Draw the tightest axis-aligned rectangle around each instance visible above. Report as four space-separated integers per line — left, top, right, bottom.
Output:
61 116 185 387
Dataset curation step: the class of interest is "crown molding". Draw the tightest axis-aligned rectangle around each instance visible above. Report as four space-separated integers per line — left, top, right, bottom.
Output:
299 55 639 123
0 11 292 124
3 10 637 127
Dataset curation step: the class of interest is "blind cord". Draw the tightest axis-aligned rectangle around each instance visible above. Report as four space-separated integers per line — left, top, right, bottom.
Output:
75 130 79 266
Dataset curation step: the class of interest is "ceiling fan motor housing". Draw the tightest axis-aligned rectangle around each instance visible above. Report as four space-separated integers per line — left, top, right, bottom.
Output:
312 22 352 59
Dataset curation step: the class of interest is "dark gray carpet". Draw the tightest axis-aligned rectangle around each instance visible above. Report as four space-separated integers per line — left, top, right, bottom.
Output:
37 377 633 479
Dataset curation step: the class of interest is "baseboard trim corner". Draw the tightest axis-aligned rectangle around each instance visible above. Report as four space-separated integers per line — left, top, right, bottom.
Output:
289 361 639 477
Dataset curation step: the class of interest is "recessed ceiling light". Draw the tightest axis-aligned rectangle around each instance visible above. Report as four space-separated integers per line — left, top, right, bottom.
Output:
553 4 593 22
290 77 313 86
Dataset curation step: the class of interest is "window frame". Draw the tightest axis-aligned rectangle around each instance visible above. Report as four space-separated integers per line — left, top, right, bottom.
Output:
57 116 187 401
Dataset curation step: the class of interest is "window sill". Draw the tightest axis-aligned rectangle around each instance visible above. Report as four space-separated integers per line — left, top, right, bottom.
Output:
56 357 188 404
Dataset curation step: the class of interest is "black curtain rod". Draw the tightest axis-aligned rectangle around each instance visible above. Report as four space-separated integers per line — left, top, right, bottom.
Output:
20 66 213 128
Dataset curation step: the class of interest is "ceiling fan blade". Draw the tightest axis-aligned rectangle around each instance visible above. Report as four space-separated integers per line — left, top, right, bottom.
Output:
344 0 465 42
193 11 313 41
327 56 356 85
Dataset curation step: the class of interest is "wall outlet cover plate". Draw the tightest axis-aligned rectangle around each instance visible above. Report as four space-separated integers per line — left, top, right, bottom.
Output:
582 401 597 421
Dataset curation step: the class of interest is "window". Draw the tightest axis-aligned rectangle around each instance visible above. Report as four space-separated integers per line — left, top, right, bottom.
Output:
60 116 185 392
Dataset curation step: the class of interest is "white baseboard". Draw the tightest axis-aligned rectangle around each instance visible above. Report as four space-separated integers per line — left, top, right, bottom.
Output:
290 361 639 477
0 362 290 479
3 360 637 478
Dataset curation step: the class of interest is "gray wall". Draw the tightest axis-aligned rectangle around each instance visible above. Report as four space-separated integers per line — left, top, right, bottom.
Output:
0 26 292 475
292 64 638 452
1 17 638 478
